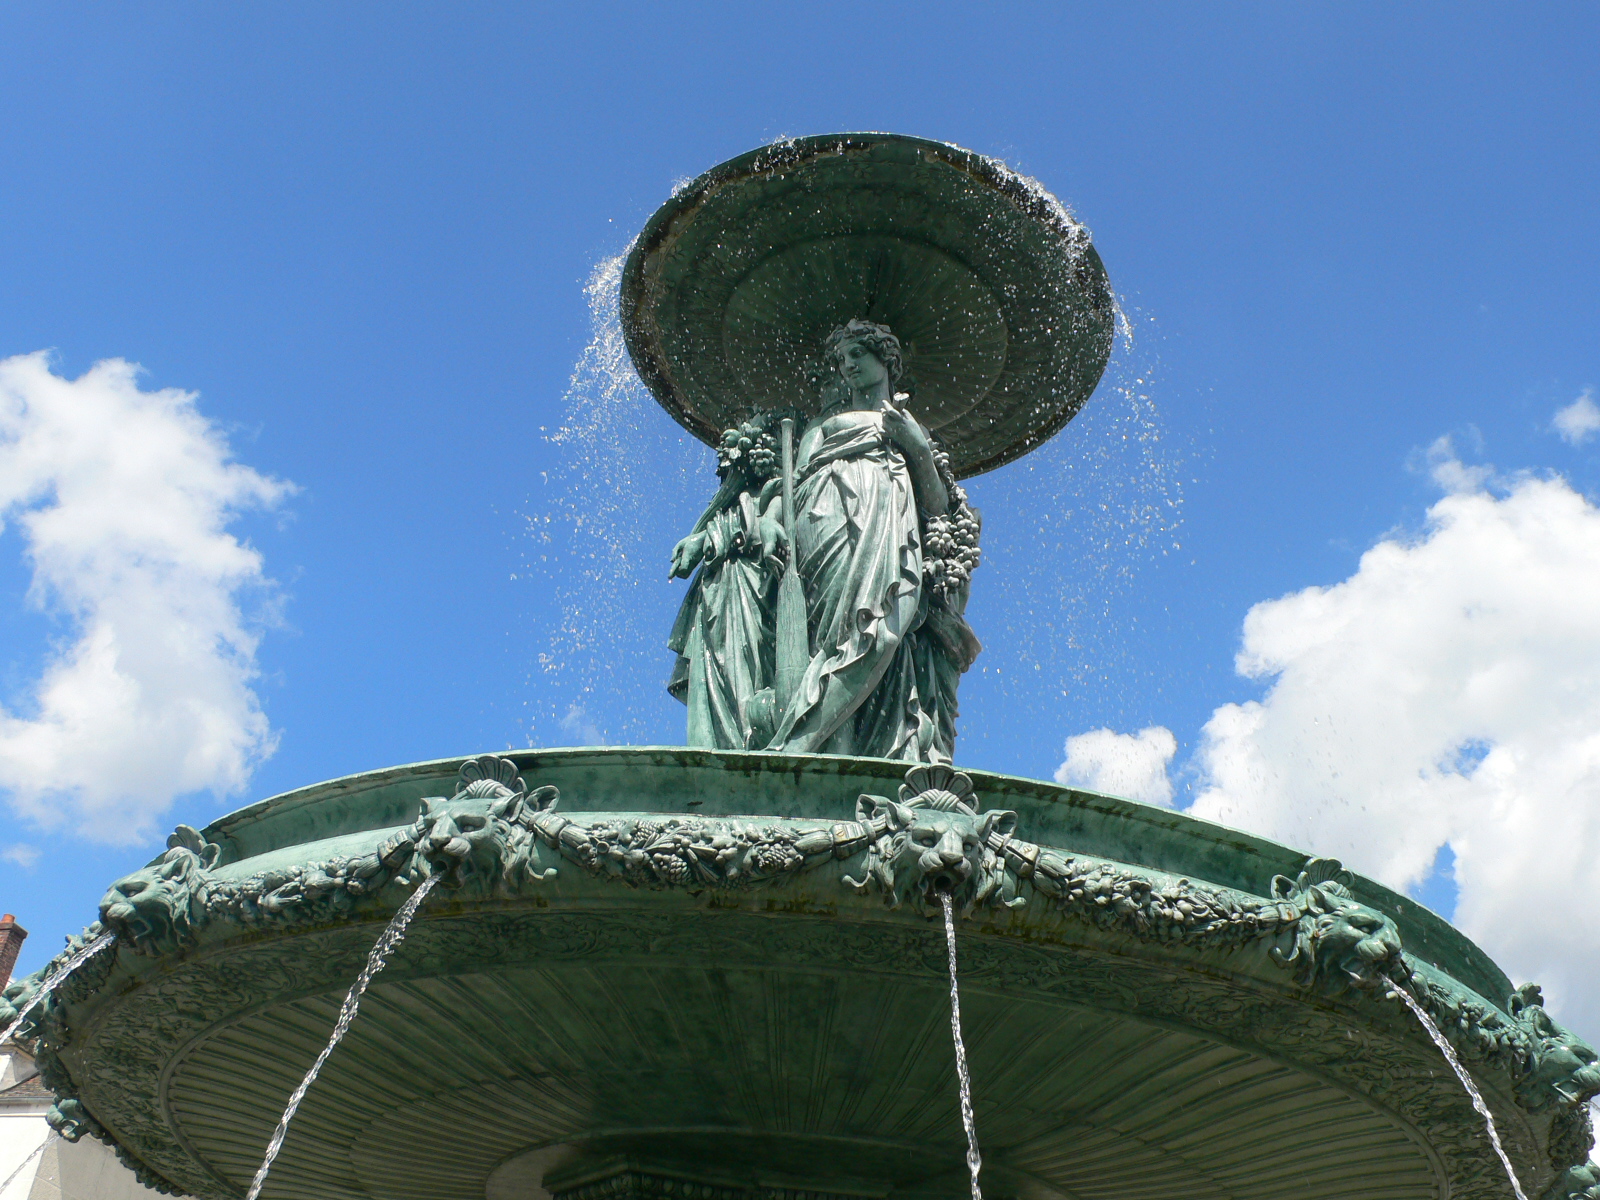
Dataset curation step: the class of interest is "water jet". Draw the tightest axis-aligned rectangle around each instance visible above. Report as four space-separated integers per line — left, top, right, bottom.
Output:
4 133 1596 1200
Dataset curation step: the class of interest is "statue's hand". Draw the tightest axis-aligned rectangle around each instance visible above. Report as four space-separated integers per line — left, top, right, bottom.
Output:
881 403 929 456
670 532 707 579
758 510 787 559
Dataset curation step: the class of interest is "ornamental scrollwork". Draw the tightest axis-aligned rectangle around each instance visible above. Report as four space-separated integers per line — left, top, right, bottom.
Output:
34 753 1600 1196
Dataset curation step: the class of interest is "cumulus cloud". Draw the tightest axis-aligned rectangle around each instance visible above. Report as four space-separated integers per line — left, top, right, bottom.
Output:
1552 388 1600 446
1055 725 1177 805
1190 438 1600 1031
0 353 291 842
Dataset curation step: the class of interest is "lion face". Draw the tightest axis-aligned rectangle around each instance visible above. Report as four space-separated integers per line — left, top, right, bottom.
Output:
1512 987 1600 1105
417 785 523 889
1307 893 1404 987
1269 860 1406 992
889 811 988 898
100 856 194 943
855 796 1010 916
99 831 220 953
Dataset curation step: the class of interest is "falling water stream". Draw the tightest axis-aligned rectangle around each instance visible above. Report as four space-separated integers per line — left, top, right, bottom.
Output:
940 892 983 1200
243 875 440 1200
0 1133 56 1199
0 932 116 1048
1382 976 1529 1200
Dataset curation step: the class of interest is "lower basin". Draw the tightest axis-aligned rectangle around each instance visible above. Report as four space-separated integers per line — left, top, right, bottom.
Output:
11 748 1598 1200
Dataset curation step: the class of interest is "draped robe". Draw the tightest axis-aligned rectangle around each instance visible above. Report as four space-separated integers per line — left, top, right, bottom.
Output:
768 414 937 759
666 489 776 749
669 415 980 761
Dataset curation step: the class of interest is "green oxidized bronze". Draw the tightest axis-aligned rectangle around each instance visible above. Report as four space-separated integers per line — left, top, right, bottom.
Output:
620 133 1116 479
7 750 1599 1200
668 321 982 760
7 133 1600 1200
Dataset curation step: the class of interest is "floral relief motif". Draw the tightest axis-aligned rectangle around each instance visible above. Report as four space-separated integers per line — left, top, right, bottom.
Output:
21 755 1600 1198
523 810 843 890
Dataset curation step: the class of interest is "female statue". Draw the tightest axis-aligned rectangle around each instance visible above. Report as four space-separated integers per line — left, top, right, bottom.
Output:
665 414 787 749
667 320 981 761
769 320 980 761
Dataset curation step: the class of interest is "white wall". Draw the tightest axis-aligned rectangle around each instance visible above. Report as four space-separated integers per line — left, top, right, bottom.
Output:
27 1134 165 1200
0 1100 52 1200
1 1053 162 1200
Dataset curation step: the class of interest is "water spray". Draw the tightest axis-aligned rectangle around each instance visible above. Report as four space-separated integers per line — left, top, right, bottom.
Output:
0 933 116 1049
1382 975 1528 1200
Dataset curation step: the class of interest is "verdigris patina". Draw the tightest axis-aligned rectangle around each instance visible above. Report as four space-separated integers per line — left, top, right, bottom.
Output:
641 133 1107 759
18 752 1600 1200
619 133 1117 478
10 131 1600 1200
670 322 982 761
8 748 1600 1200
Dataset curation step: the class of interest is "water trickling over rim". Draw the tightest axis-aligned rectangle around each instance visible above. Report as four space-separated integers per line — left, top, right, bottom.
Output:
0 931 116 1049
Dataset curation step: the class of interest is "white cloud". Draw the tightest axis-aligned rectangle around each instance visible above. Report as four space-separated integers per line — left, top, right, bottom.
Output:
1 844 40 870
0 353 292 843
1190 442 1600 1032
557 703 606 746
1552 388 1600 446
1055 725 1177 805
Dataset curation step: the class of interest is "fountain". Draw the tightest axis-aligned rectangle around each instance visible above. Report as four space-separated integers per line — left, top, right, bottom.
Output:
3 133 1598 1200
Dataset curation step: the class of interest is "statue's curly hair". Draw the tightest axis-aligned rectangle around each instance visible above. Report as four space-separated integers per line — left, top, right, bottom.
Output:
824 319 904 385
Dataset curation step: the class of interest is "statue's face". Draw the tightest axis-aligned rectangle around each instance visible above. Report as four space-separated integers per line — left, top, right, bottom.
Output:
838 339 889 392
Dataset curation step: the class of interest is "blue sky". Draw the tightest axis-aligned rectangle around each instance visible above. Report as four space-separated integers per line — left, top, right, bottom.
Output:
2 4 1598 1029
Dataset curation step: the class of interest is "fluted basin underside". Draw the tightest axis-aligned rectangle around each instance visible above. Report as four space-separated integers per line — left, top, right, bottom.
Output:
165 911 1436 1200
37 749 1595 1200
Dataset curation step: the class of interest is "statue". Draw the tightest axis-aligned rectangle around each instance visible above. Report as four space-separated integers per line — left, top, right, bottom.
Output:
669 320 981 761
665 411 787 749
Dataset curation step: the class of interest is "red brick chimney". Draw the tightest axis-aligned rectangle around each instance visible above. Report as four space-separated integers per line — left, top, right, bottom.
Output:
0 915 27 987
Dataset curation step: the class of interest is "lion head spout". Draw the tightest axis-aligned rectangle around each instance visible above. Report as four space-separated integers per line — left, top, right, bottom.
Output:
99 826 221 955
1270 858 1404 993
415 755 559 892
844 765 1021 917
1509 983 1600 1111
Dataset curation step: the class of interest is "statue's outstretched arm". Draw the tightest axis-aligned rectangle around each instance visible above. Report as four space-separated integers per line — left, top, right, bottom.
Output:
670 472 744 579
